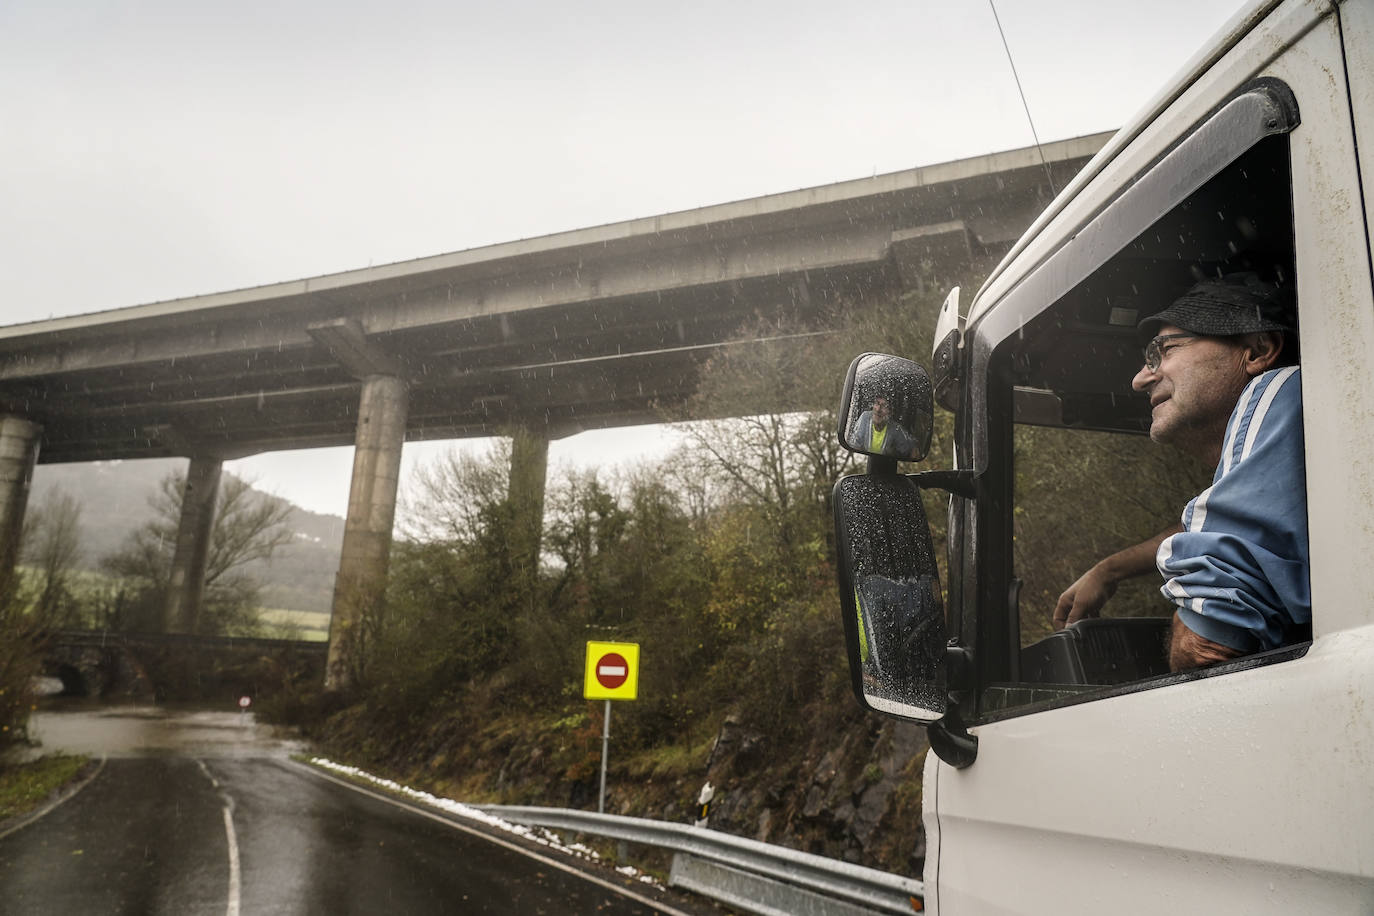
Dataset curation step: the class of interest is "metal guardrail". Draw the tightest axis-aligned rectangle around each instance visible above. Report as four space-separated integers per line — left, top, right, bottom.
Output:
475 805 923 916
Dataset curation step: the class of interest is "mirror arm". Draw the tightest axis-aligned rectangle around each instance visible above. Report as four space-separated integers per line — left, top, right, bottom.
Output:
929 703 978 769
912 469 978 500
865 455 900 475
929 646 978 767
945 644 975 692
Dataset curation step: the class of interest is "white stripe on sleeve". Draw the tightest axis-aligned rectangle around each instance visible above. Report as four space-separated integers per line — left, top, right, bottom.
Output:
1239 365 1298 463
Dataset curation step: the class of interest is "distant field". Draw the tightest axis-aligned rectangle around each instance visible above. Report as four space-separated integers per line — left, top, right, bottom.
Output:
15 565 332 640
258 608 331 641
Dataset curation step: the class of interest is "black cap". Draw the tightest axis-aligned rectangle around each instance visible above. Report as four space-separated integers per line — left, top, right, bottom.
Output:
1139 272 1296 337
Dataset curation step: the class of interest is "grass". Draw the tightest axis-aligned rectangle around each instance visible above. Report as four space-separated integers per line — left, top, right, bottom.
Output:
257 608 330 641
626 736 713 781
0 754 91 822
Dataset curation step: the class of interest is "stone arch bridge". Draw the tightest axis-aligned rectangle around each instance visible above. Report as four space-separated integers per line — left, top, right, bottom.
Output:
42 629 327 703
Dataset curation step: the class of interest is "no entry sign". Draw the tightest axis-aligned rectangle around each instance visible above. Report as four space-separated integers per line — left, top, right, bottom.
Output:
596 653 629 689
583 641 640 700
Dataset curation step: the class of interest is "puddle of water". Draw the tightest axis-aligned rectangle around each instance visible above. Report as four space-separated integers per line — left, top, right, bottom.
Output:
21 704 308 760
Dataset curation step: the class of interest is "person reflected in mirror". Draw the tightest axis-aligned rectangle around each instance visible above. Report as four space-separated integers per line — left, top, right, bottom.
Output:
850 394 920 459
1053 273 1308 672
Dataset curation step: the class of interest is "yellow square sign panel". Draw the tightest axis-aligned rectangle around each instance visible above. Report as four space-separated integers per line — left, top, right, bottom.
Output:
584 641 640 701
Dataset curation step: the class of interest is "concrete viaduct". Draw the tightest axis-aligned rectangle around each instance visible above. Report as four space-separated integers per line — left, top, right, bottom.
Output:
0 132 1109 689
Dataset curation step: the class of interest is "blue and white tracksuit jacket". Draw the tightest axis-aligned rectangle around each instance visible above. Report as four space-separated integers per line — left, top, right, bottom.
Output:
1156 366 1310 652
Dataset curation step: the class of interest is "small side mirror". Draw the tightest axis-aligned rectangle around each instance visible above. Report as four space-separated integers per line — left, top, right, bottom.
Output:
834 473 947 722
838 353 934 462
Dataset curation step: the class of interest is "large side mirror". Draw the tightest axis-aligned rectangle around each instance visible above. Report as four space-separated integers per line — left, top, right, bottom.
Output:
834 473 947 722
837 353 934 462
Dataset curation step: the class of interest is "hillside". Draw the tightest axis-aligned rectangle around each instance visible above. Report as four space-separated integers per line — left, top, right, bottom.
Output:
29 459 341 613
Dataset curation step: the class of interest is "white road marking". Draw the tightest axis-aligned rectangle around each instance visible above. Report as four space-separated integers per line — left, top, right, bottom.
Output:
197 760 241 916
221 801 241 916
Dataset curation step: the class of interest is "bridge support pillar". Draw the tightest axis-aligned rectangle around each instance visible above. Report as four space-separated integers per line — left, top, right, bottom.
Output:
507 426 549 597
164 456 222 633
0 416 42 606
326 374 409 691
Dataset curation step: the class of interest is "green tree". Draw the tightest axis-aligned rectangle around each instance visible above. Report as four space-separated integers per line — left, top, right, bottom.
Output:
370 443 524 709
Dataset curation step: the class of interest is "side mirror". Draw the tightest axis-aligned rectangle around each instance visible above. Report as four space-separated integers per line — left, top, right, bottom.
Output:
834 473 947 722
837 353 934 462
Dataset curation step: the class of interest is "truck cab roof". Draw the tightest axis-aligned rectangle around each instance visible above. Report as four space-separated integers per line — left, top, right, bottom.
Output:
967 0 1289 330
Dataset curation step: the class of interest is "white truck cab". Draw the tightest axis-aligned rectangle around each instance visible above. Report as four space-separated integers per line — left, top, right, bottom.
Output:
833 1 1374 911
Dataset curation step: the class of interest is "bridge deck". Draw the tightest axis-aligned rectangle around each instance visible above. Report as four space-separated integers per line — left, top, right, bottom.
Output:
0 134 1109 463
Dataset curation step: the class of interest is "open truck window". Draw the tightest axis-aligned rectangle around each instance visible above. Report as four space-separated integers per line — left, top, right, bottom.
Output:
978 127 1307 719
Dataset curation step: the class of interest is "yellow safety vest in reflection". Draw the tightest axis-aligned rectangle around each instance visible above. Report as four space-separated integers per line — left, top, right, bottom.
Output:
870 425 887 454
855 587 869 665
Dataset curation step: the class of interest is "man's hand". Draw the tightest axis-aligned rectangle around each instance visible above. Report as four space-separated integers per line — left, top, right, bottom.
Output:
1052 525 1184 631
1168 613 1244 671
1053 565 1117 630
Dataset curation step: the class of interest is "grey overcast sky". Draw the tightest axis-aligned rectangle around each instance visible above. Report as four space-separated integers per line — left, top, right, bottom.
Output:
3 0 1244 517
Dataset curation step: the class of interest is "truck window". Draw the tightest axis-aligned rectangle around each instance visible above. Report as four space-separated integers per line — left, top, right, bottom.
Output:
978 130 1307 718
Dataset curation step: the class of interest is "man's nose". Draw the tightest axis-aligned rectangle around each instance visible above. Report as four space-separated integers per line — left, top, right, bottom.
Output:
1131 365 1156 391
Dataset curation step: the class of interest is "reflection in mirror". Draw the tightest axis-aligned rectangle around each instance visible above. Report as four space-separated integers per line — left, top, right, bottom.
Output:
839 353 934 461
835 474 946 721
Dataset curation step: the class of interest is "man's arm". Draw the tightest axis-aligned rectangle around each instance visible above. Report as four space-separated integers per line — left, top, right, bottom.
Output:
1161 366 1307 655
1052 525 1183 630
891 423 920 460
849 412 872 451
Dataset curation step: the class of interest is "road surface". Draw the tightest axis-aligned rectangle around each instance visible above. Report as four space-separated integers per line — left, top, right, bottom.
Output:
0 705 714 915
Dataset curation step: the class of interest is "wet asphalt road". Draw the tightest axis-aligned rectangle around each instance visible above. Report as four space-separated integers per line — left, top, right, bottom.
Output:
0 707 706 915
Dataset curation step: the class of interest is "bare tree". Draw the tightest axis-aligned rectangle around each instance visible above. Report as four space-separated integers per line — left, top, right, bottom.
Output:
101 471 293 634
23 489 85 627
398 440 511 544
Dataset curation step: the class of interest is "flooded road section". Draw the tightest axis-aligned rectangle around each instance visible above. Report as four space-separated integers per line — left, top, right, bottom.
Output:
25 703 307 760
2 705 697 915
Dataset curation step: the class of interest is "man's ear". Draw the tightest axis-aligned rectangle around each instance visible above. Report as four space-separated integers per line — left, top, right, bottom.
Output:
1242 331 1284 375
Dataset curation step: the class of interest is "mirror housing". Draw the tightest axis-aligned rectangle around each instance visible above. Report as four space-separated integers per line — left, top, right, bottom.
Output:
833 473 947 723
837 353 934 461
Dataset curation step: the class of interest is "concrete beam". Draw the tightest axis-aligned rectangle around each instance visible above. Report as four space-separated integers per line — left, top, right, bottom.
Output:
164 456 223 633
0 228 892 380
325 374 409 691
0 133 1111 352
308 318 406 379
0 416 41 605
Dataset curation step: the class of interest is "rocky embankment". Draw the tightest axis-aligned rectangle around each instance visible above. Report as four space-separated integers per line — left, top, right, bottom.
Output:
697 715 928 875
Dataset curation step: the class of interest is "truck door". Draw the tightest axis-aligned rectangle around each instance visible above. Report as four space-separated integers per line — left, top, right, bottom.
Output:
929 4 1374 912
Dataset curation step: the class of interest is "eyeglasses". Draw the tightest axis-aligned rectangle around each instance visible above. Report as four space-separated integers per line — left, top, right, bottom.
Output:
1143 332 1199 372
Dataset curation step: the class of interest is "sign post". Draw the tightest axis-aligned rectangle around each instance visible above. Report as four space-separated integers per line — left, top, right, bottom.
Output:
583 641 640 814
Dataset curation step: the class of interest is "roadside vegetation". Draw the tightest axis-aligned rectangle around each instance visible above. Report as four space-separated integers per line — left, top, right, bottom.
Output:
0 754 89 823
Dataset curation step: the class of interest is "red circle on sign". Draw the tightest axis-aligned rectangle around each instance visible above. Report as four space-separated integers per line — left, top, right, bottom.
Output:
595 652 629 689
